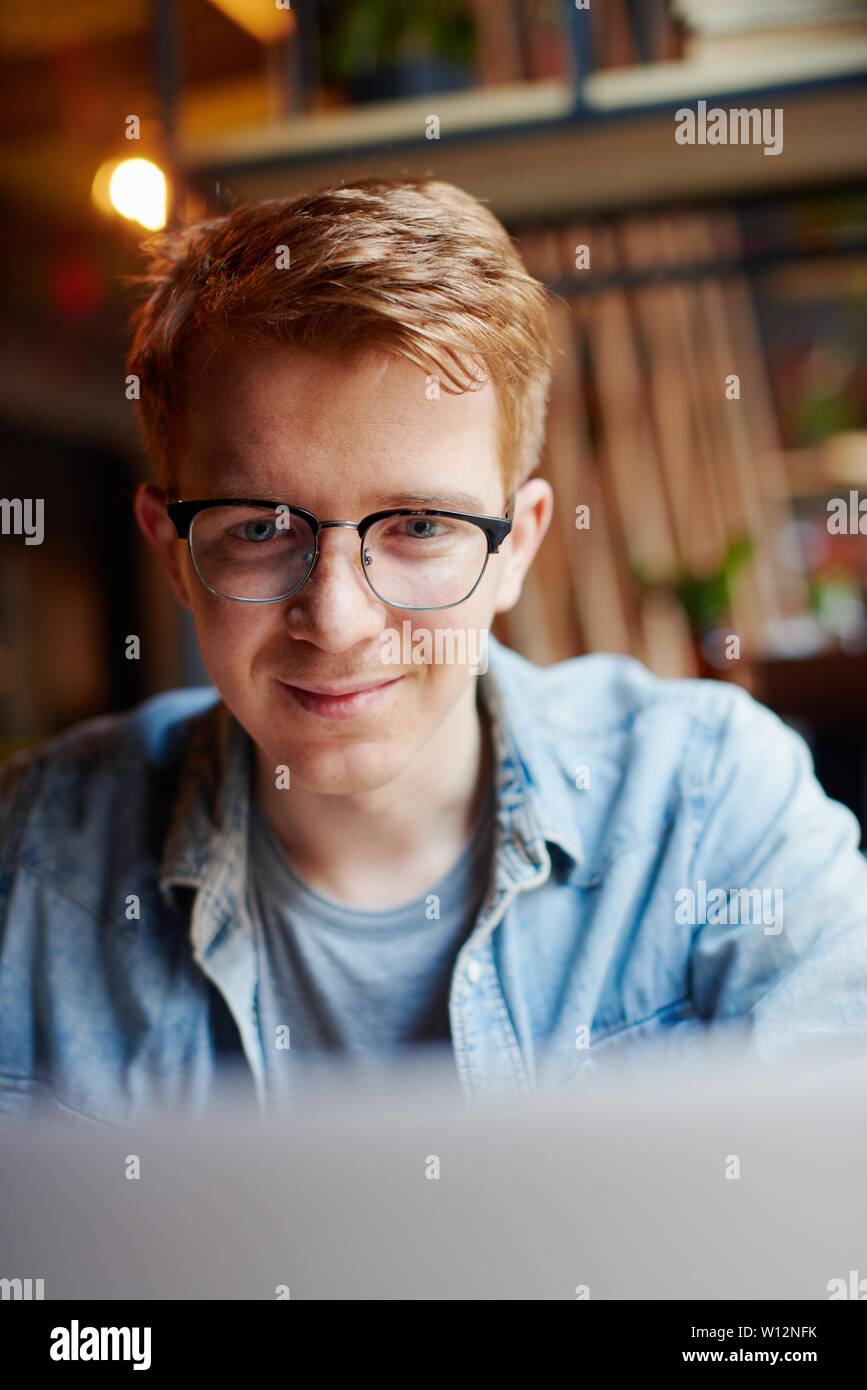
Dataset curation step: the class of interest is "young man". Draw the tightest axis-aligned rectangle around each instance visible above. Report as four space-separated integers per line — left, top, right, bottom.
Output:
1 177 865 1127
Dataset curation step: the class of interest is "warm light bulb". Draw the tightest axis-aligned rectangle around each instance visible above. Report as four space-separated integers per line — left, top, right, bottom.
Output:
106 159 168 231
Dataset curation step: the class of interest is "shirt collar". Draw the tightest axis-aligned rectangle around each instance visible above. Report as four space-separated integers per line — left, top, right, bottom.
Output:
159 699 250 901
480 634 585 872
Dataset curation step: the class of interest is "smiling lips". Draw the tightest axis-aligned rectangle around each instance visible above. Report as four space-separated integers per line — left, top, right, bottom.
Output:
279 676 404 718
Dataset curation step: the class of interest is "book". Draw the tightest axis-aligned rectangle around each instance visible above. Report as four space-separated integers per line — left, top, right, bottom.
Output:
517 0 572 82
469 0 525 85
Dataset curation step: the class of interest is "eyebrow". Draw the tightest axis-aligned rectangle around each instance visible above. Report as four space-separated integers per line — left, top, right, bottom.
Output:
373 490 492 515
185 477 494 517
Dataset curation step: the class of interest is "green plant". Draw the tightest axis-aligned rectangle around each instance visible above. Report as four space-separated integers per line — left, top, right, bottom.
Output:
322 0 476 82
633 537 754 636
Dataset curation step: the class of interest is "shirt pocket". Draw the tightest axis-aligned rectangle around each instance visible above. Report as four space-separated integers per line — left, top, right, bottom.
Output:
0 1071 35 1126
548 996 697 1097
0 1071 117 1130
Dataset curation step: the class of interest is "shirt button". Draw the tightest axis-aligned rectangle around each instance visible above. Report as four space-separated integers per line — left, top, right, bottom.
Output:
466 959 482 985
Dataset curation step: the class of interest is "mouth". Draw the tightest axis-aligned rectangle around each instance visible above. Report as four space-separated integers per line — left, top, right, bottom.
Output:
277 676 405 719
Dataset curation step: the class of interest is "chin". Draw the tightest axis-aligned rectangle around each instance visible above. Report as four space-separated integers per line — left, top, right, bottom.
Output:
261 734 412 797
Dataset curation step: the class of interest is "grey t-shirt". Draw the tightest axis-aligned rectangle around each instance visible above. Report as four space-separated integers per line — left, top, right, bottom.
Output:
247 783 496 1104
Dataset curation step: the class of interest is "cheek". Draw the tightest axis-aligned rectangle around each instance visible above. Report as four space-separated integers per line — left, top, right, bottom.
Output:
475 554 506 610
442 582 498 649
431 662 475 713
188 596 266 686
407 610 491 695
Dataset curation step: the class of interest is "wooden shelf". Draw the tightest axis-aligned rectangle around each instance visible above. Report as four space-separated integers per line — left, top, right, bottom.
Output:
771 435 867 500
179 79 577 166
182 81 867 222
580 42 867 109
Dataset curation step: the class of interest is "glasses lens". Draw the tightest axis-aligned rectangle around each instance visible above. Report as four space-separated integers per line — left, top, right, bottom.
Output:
189 505 315 600
362 513 488 608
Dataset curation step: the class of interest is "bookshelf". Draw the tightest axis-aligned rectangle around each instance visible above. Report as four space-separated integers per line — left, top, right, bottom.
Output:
180 81 867 221
175 0 867 211
178 61 867 171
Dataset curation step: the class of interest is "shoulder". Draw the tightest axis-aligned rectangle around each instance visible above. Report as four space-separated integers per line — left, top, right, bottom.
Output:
483 637 808 822
0 687 222 871
484 637 825 870
485 635 763 750
3 686 221 778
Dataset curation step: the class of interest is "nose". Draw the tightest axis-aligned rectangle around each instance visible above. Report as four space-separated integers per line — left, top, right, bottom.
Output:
281 525 386 652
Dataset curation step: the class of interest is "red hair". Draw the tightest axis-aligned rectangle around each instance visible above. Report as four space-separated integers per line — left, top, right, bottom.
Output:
126 176 554 494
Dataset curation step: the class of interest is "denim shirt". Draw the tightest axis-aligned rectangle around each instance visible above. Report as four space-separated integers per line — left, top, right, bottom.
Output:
1 635 866 1127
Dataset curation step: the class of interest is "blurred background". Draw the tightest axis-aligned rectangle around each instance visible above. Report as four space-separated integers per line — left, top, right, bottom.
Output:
0 0 865 829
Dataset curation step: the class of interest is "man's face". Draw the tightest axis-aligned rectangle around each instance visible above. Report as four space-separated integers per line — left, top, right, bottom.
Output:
144 344 543 796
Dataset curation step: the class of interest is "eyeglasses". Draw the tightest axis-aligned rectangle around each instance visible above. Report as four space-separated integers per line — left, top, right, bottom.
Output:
166 496 515 610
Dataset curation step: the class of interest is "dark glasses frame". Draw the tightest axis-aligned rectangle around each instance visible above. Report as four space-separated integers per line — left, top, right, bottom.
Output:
165 494 515 610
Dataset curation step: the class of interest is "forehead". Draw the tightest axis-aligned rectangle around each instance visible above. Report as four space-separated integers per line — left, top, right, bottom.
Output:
178 342 502 506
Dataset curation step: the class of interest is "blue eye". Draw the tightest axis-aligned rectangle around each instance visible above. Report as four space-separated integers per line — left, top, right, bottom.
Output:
241 520 277 542
402 517 443 539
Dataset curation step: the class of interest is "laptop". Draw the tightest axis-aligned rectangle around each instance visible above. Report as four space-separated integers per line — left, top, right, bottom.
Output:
1 1035 865 1300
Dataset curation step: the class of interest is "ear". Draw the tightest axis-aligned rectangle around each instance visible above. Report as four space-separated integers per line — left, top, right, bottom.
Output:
492 478 553 614
134 483 194 611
